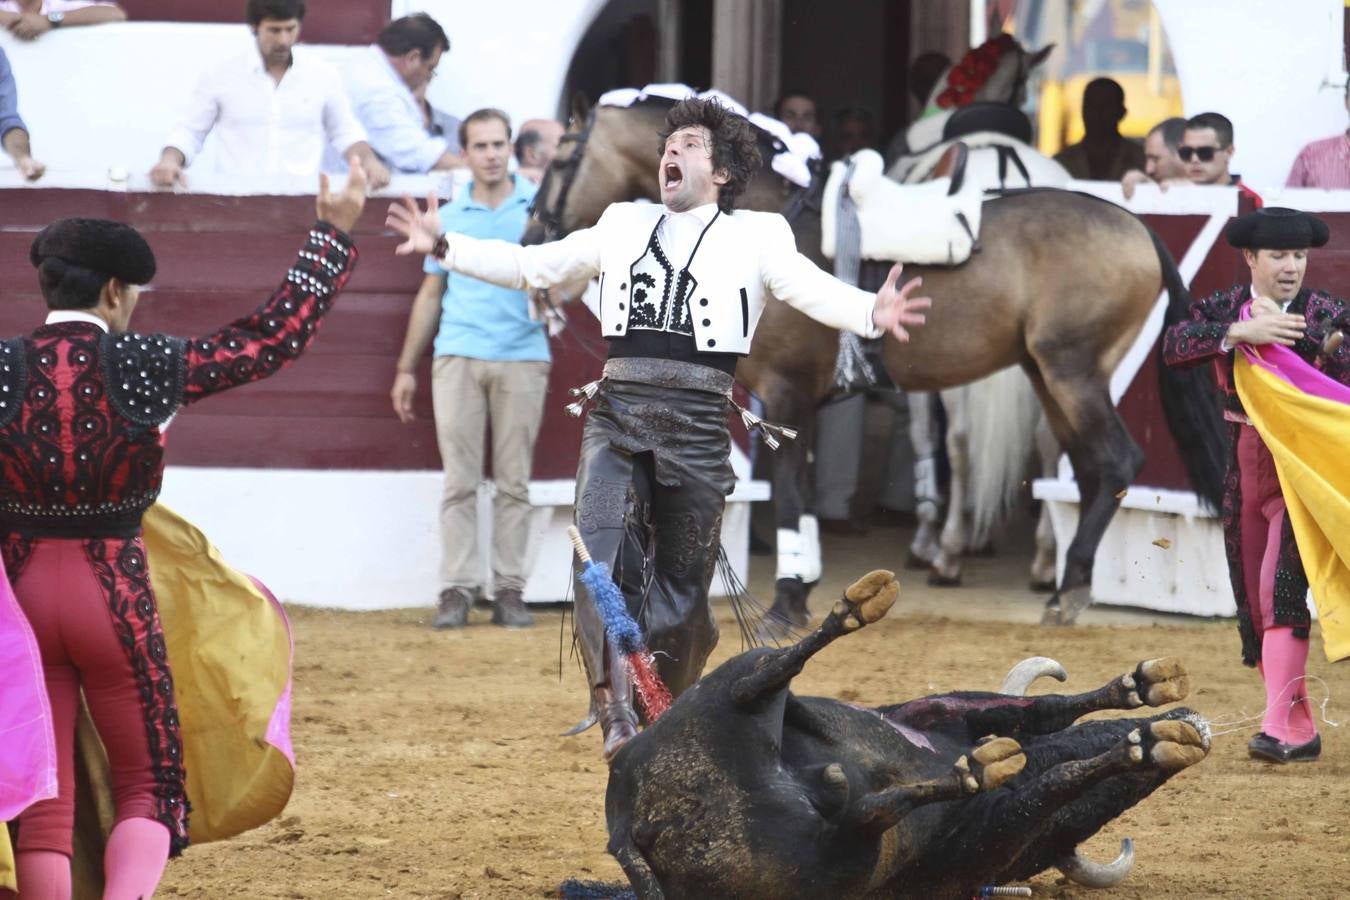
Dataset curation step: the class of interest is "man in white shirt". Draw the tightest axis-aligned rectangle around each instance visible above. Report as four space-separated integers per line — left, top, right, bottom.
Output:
149 0 389 189
341 12 463 174
0 0 124 41
387 97 932 761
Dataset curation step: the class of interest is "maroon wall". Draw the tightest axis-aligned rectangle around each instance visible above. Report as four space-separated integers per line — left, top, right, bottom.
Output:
118 0 389 45
0 190 600 475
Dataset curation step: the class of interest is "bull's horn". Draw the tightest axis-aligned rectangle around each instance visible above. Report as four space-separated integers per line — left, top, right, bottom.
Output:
1055 838 1135 888
999 656 1068 695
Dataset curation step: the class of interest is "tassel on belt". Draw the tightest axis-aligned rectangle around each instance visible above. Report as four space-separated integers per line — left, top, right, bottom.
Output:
565 358 799 450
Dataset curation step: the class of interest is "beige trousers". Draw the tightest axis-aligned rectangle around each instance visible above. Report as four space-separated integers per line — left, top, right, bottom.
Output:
430 356 550 594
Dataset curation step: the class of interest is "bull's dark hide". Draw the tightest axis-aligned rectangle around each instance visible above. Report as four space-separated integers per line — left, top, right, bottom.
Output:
604 571 1209 900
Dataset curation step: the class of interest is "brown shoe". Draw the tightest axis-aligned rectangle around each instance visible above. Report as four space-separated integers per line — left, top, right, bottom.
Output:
433 587 471 630
491 587 534 628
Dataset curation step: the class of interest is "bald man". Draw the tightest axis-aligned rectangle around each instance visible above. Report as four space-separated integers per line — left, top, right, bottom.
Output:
515 118 564 184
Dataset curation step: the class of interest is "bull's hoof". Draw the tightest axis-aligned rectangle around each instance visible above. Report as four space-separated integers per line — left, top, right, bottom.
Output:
833 570 899 629
1127 657 1191 707
904 551 932 571
1147 719 1208 771
956 737 1025 792
927 570 962 587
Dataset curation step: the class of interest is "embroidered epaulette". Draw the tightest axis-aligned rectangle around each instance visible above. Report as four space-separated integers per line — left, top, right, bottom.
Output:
0 338 27 429
102 331 188 427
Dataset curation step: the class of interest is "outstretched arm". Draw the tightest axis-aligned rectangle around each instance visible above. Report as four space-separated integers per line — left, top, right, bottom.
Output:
759 216 930 340
180 166 367 405
386 193 602 291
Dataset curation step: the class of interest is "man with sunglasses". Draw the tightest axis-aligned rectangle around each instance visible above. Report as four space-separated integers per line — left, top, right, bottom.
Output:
1165 207 1349 764
1179 112 1263 206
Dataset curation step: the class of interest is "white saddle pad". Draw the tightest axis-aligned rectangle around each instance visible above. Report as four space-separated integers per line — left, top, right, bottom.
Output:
891 132 1070 190
821 149 984 267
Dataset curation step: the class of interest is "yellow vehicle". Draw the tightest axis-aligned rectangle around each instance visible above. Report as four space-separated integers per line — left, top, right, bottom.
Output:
1024 0 1185 156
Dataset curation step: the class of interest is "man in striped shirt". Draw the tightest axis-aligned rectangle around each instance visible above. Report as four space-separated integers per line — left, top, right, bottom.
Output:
1285 83 1350 189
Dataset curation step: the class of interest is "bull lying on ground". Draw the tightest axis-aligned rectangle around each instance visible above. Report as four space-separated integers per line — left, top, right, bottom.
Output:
604 570 1209 899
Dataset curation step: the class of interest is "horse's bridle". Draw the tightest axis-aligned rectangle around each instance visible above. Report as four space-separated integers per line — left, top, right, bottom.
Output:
529 108 596 243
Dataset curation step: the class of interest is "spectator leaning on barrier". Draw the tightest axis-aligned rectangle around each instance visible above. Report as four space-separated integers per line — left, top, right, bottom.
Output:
1121 116 1186 199
390 109 548 631
1285 82 1350 189
514 118 563 184
0 0 125 41
342 12 464 174
0 46 44 180
149 0 389 190
1178 111 1262 206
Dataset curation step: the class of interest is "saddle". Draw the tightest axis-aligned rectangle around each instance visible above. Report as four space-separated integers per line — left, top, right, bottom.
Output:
821 147 984 267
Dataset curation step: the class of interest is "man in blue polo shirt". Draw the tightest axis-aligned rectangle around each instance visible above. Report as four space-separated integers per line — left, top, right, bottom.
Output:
391 108 548 630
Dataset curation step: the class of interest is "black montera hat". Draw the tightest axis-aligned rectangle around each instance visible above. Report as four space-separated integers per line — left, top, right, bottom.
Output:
1225 207 1330 251
29 218 156 284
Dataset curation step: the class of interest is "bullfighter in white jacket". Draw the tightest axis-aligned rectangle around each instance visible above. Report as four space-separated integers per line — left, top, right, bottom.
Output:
387 97 931 761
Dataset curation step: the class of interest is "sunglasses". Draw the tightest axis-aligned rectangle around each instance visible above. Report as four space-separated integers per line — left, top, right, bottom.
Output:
1178 145 1224 162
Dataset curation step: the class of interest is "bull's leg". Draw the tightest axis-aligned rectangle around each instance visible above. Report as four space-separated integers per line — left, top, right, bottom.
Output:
732 570 897 707
850 737 1026 834
880 658 1191 740
969 657 1191 737
980 713 1209 885
906 392 943 569
929 386 969 586
609 834 665 900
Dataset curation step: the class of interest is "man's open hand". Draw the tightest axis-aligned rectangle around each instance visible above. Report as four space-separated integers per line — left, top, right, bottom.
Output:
871 263 932 342
386 194 442 256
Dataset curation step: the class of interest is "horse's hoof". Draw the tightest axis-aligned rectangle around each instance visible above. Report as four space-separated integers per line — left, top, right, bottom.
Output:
927 569 962 587
1054 587 1092 626
753 613 797 643
904 551 931 571
1039 603 1063 627
1029 579 1056 594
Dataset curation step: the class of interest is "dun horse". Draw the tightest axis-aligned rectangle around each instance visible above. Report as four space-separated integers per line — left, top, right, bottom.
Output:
525 95 1225 632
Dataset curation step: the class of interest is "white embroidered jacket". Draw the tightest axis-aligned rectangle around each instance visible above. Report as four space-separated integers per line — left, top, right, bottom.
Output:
435 201 881 355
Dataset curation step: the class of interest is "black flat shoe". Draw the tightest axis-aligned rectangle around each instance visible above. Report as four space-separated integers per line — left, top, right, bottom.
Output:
1248 731 1321 763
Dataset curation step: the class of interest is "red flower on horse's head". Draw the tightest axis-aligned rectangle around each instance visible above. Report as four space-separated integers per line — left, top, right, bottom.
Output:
934 32 1020 109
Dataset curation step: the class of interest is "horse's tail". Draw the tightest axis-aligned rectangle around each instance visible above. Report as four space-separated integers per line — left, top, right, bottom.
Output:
967 367 1043 548
1149 227 1226 513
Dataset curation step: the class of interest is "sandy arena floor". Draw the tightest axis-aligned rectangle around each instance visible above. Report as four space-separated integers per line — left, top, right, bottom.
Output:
156 523 1349 899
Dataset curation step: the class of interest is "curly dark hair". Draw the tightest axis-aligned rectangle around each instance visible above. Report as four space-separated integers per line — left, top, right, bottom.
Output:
659 97 762 213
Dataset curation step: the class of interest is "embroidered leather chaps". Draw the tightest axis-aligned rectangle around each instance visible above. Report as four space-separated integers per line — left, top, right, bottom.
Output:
572 379 734 708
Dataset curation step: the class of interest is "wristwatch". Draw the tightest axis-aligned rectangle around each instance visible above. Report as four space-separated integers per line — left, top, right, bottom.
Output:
47 11 64 26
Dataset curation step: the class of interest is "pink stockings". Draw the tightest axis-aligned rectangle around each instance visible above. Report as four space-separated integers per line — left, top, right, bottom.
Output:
5 818 169 900
1259 627 1317 744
